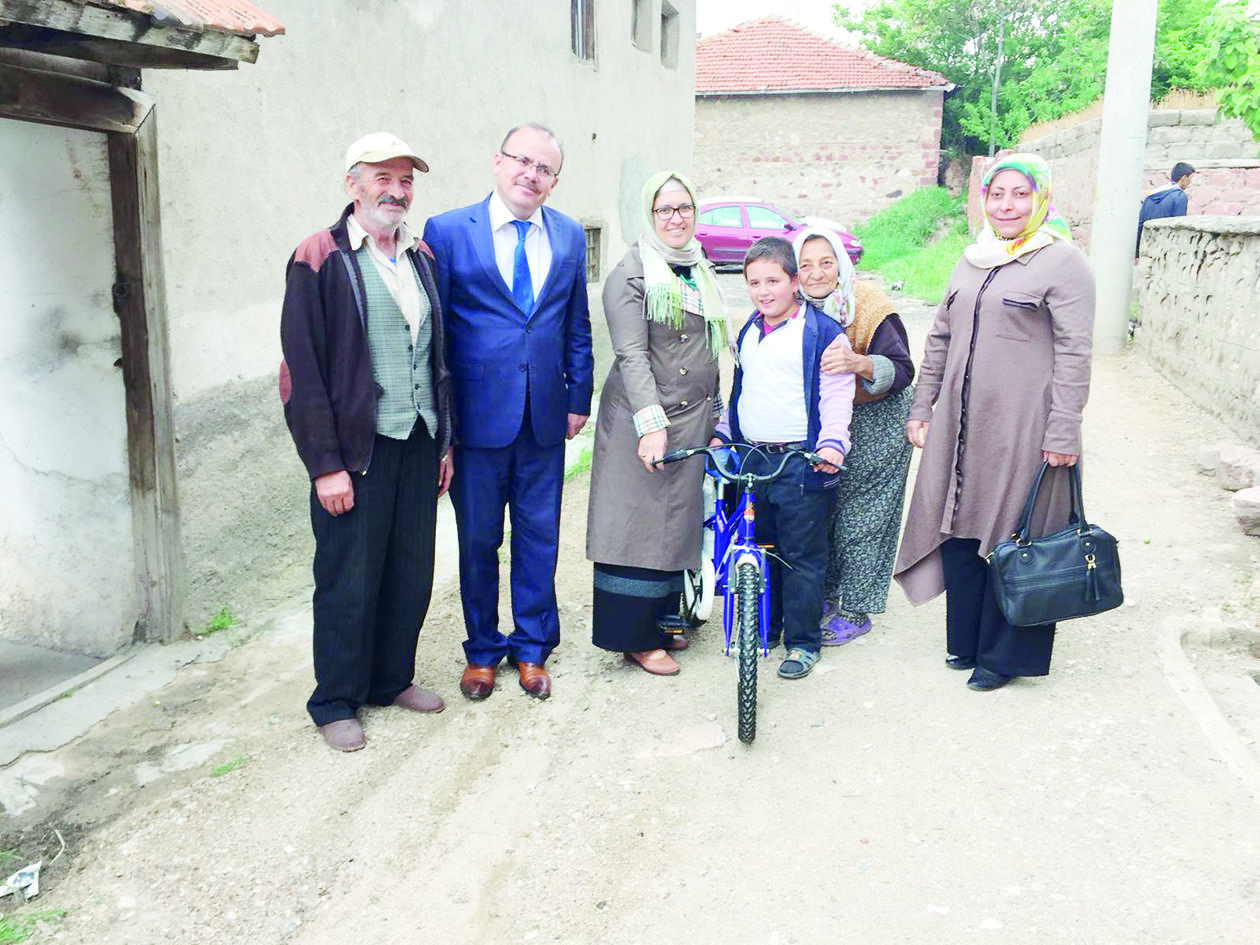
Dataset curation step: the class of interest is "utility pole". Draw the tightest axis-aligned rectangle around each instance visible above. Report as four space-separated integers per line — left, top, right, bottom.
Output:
1089 0 1157 354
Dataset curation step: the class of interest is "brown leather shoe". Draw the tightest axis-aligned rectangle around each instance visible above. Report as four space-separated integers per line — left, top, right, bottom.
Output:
625 649 681 676
661 634 690 652
515 661 551 699
319 718 366 752
460 664 496 700
393 684 445 713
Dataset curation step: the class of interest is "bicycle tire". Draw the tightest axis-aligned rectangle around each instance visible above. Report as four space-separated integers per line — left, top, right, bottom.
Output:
735 560 760 743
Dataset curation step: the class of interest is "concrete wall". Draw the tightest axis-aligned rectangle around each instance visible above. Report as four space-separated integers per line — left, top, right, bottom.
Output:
138 0 697 631
996 108 1260 250
1136 217 1260 445
693 89 944 228
0 119 139 655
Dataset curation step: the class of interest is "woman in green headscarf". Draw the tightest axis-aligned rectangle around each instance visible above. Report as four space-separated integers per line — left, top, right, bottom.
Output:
894 153 1095 692
585 172 727 676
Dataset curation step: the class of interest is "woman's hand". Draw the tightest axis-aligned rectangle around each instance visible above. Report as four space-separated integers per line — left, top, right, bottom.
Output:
820 337 874 379
638 430 668 472
1043 450 1078 467
812 446 844 474
906 420 929 448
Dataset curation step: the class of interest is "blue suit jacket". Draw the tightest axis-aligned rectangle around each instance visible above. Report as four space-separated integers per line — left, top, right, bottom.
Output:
423 197 594 449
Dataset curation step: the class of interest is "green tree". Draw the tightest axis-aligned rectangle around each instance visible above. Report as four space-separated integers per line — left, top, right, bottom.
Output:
836 0 1217 155
1199 1 1260 142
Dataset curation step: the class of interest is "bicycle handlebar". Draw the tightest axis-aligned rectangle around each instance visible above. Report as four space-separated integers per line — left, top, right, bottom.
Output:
657 444 834 484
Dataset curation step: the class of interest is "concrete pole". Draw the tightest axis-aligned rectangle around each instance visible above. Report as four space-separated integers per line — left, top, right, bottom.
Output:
1088 0 1157 354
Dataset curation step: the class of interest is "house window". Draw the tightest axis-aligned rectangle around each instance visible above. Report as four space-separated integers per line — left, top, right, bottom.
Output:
632 0 651 49
572 0 595 60
698 206 742 228
660 2 679 68
584 226 602 282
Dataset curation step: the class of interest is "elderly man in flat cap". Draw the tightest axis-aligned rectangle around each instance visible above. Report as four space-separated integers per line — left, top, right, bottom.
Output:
280 132 454 752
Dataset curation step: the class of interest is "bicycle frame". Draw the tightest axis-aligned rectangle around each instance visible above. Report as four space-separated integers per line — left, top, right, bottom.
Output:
704 462 773 658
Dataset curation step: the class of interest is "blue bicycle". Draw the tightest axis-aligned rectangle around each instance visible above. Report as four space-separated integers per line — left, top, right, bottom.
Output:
660 443 831 743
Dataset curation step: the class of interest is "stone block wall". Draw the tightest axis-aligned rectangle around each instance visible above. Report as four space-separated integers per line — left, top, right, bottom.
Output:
693 89 944 227
1136 217 1260 445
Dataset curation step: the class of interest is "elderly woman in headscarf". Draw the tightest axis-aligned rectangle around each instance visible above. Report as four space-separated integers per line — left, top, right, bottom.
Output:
586 172 727 676
792 228 916 647
894 153 1094 692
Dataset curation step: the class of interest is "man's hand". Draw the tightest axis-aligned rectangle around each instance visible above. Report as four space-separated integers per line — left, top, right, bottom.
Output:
1043 450 1078 467
438 447 454 496
315 470 354 516
820 337 873 379
906 420 929 449
637 430 668 472
566 413 588 439
812 446 844 474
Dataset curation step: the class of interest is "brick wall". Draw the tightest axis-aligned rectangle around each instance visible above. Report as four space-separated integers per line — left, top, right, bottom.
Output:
693 89 944 227
969 109 1260 250
1137 217 1260 445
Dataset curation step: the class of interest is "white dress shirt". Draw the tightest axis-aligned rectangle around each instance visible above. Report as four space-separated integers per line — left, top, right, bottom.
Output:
488 189 551 301
346 214 427 342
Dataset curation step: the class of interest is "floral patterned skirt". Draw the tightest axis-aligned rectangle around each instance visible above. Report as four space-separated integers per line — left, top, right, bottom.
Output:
824 385 915 615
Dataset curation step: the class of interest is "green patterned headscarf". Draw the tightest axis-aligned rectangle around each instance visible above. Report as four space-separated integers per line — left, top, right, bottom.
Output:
637 171 728 359
964 153 1072 269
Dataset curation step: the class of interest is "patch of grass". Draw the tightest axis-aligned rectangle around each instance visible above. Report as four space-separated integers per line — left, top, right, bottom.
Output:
878 230 972 305
855 187 966 271
0 909 68 944
209 754 249 778
200 606 236 636
564 443 593 481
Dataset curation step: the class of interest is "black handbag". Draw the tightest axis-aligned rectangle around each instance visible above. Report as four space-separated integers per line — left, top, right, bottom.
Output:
987 462 1122 626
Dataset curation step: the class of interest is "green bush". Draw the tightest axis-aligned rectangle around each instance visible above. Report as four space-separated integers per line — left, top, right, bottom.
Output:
855 187 965 271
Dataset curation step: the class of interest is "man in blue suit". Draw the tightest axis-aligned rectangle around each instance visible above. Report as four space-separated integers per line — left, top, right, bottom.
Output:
423 124 593 700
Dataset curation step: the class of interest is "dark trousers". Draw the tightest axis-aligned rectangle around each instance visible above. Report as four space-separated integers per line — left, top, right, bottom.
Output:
450 407 565 667
748 454 835 654
307 427 439 726
939 537 1055 677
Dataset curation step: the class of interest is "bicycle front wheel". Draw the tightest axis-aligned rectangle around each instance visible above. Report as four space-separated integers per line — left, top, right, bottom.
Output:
735 559 760 743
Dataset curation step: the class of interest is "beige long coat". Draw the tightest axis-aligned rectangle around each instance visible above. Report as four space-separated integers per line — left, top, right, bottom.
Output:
585 245 721 571
894 240 1095 604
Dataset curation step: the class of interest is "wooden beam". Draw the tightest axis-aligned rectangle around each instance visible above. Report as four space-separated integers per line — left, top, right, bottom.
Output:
108 110 188 644
0 0 259 64
0 61 151 133
0 23 242 69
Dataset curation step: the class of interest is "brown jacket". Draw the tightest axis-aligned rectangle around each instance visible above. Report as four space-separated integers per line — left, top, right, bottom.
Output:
894 240 1095 604
585 245 722 570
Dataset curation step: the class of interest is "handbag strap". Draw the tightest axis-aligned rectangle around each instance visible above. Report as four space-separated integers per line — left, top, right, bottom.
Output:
1012 462 1086 544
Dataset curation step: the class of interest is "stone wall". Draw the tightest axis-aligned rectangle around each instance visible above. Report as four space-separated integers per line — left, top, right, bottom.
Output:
987 108 1260 250
693 89 944 228
1136 217 1260 445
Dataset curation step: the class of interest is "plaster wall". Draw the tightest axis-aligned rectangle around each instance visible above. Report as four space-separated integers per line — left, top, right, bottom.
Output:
1136 217 1260 445
139 0 697 627
693 89 944 228
989 108 1260 251
0 118 139 655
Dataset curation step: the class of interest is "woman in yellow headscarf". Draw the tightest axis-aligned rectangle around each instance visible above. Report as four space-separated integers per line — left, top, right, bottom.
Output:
894 154 1095 692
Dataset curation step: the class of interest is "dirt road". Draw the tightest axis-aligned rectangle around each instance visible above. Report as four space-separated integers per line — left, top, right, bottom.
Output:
4 292 1260 944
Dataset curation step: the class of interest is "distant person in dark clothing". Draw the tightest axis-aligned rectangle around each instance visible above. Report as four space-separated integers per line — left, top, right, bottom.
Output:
1136 162 1195 256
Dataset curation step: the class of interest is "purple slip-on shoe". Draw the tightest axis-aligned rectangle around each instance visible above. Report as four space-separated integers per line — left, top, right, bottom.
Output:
821 615 872 646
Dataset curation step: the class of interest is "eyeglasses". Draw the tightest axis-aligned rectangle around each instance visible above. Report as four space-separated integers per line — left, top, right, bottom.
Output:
500 150 559 181
652 203 696 220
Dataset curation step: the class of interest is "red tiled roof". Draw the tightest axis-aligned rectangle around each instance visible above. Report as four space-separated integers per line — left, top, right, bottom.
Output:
92 0 284 37
696 16 947 94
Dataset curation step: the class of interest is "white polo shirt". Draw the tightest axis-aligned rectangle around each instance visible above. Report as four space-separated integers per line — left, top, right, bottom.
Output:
736 308 809 442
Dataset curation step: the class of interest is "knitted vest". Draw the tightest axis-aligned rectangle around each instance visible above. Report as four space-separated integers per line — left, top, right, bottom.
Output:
845 281 898 355
357 246 437 439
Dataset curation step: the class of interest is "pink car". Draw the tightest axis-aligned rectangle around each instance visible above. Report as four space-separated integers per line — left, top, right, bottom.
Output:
695 198 863 267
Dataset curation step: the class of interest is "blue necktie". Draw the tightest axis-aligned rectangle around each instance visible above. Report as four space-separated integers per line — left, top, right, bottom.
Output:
511 219 534 314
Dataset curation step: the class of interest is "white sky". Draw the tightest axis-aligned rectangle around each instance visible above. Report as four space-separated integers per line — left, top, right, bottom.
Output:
695 0 868 41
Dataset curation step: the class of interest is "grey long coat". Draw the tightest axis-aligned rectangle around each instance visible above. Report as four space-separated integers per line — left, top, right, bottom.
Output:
894 240 1095 604
585 245 721 571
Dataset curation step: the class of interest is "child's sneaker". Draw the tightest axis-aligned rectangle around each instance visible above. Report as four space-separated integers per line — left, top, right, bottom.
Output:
777 648 820 679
